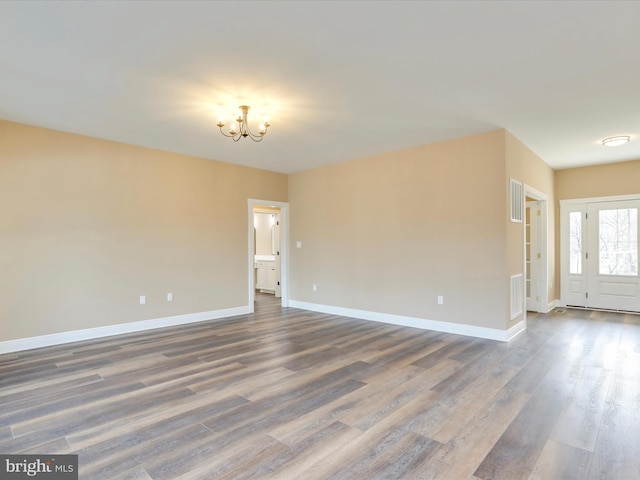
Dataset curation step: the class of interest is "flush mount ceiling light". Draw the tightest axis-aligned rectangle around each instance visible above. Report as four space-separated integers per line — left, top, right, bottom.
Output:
217 105 270 142
602 135 630 147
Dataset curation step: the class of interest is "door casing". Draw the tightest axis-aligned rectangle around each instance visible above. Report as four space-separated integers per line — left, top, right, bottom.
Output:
526 200 541 312
523 185 549 314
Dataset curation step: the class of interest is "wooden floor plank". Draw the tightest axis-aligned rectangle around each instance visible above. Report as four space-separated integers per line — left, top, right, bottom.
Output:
473 377 573 480
418 362 521 444
264 422 363 480
413 387 531 479
588 402 640 479
528 439 591 480
550 365 611 452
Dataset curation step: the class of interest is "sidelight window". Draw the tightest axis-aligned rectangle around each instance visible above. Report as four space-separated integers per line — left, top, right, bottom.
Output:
569 211 582 275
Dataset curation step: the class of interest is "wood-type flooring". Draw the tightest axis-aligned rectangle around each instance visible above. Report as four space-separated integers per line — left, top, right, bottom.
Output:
1 294 639 479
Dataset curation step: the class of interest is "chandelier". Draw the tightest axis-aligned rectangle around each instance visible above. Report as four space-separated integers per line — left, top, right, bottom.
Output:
217 105 270 142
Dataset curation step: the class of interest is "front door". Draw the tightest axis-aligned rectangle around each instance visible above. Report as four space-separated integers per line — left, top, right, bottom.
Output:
586 200 640 311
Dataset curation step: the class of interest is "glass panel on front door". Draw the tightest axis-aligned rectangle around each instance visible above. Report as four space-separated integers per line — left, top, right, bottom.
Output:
598 208 638 276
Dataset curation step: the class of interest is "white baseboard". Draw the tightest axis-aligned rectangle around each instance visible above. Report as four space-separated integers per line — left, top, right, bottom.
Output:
547 299 559 312
506 319 526 341
289 300 520 342
0 306 250 355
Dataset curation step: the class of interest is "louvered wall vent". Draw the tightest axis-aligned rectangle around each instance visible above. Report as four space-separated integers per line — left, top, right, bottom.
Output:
510 178 523 223
510 273 524 320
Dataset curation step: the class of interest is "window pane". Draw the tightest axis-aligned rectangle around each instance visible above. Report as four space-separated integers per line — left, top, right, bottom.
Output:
598 208 638 276
569 211 582 274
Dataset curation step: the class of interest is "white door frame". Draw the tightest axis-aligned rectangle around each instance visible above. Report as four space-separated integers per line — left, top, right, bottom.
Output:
526 201 540 312
524 184 549 313
248 199 289 311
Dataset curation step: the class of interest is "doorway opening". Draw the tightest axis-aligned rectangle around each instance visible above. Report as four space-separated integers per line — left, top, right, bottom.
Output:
254 206 281 298
247 199 289 312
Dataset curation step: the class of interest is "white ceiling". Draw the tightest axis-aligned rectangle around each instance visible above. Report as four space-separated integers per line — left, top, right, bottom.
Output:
1 1 639 174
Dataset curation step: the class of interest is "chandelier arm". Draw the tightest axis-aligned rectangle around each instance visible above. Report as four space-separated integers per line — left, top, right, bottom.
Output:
245 130 264 141
218 127 237 138
219 127 266 142
247 122 270 140
233 123 266 142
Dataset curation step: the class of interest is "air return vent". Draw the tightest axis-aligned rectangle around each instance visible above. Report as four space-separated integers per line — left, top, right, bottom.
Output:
510 273 524 319
510 178 523 223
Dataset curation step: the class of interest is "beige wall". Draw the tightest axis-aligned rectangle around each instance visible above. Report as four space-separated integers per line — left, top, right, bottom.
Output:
0 120 287 342
555 159 640 200
289 130 509 330
505 131 556 325
553 159 640 298
6 117 607 345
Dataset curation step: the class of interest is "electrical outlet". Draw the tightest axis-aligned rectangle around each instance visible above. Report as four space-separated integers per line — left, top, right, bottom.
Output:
167 293 173 302
140 295 146 305
312 284 317 292
296 241 302 248
437 295 444 305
